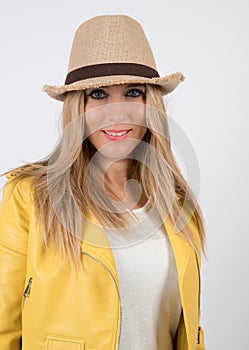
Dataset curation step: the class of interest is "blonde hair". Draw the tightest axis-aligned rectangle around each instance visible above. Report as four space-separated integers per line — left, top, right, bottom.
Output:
1 85 206 268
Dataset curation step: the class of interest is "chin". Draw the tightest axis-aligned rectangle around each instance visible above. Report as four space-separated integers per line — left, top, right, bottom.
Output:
98 139 141 159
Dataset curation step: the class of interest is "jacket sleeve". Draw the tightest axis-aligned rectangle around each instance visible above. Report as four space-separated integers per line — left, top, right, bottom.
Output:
0 175 30 350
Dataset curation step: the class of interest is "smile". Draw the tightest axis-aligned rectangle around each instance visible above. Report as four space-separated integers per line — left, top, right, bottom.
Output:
102 129 132 140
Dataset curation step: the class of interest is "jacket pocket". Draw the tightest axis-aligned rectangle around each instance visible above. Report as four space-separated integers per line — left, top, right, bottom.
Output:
45 334 85 350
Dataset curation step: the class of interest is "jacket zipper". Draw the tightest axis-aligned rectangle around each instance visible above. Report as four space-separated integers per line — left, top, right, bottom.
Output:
81 250 122 350
22 277 33 310
195 252 201 344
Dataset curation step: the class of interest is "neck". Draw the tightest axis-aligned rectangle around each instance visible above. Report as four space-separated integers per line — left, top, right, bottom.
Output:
95 153 132 188
94 154 147 209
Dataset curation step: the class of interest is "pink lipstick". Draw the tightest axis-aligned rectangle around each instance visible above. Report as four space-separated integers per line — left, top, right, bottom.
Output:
102 129 132 141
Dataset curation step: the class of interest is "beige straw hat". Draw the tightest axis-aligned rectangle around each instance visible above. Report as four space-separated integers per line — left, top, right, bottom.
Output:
42 15 185 101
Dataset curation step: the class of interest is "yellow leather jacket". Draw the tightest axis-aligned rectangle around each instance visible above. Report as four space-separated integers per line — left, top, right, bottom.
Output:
0 171 206 350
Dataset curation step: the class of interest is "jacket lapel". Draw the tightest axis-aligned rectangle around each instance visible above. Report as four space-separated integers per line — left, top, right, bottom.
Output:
163 216 199 350
81 211 199 350
80 213 119 282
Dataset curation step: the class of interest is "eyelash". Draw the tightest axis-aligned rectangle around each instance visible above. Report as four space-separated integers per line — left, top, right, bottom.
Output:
86 88 145 99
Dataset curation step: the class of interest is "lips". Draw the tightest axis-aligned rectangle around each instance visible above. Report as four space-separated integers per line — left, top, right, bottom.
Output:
102 129 132 133
102 129 132 140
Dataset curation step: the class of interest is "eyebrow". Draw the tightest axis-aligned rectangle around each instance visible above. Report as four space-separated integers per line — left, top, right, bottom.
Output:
124 83 146 88
105 83 145 89
86 83 146 91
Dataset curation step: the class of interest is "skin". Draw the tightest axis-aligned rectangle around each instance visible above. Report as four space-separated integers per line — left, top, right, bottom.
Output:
84 83 148 208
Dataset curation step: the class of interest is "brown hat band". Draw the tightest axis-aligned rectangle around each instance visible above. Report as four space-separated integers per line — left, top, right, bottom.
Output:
65 63 160 85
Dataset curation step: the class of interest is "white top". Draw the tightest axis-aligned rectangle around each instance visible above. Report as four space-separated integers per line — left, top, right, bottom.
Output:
105 198 182 350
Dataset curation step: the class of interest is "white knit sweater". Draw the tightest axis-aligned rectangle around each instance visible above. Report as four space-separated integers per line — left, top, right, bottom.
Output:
105 199 182 350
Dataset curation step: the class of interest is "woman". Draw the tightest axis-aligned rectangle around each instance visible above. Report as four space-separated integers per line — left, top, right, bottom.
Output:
0 14 206 349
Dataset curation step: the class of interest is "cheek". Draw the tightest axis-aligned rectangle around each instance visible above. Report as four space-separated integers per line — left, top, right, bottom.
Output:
84 114 101 149
132 107 147 139
85 123 101 143
138 125 148 138
86 128 106 152
84 107 104 139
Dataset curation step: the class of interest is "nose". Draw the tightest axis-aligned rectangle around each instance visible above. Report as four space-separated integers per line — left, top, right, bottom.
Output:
109 92 126 104
105 100 128 123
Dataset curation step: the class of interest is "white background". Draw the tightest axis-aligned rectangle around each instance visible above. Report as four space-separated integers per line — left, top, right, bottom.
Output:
1 1 248 349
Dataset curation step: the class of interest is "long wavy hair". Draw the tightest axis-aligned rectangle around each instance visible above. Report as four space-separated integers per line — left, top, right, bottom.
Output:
1 84 206 268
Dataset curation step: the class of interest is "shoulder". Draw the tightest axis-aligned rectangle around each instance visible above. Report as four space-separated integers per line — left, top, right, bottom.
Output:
2 168 35 209
5 169 22 180
177 194 202 251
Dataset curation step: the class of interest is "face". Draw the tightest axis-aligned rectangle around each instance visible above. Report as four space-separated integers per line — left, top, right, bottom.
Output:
84 83 147 159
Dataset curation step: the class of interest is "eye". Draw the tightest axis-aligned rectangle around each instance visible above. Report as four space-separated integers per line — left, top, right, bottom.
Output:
126 89 145 97
87 89 107 99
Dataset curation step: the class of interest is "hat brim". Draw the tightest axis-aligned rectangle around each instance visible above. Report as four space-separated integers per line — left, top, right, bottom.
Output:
42 72 185 101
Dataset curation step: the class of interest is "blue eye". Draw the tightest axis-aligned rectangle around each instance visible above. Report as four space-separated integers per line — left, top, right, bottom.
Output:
126 89 144 97
88 89 106 99
86 88 145 100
